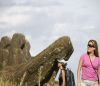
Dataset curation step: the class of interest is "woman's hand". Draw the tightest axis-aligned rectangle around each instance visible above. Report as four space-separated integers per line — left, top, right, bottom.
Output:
77 82 81 86
77 58 83 86
98 65 100 84
61 70 66 86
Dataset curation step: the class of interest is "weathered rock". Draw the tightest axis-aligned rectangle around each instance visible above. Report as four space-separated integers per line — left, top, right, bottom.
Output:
0 33 31 69
12 36 74 86
0 36 11 69
0 34 74 86
0 36 11 49
11 33 25 48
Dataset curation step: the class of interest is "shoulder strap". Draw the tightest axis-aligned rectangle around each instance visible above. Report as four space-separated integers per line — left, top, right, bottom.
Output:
89 56 98 78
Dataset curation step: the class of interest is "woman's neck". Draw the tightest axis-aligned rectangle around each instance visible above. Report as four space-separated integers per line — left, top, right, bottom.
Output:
89 53 95 58
60 66 64 70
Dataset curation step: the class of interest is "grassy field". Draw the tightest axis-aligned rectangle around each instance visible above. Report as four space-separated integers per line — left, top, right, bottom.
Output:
0 77 59 86
0 77 28 86
0 68 59 86
0 77 14 86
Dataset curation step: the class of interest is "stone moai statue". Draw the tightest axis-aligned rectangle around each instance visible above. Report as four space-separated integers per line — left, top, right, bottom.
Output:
0 36 11 69
0 33 31 69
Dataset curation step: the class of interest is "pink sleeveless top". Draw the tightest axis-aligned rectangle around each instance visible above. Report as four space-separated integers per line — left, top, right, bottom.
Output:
80 53 100 81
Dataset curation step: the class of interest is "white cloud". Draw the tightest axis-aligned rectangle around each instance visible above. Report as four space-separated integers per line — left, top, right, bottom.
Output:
1 30 16 38
51 23 68 36
0 6 32 28
29 35 53 56
82 25 95 30
25 34 32 41
0 14 31 27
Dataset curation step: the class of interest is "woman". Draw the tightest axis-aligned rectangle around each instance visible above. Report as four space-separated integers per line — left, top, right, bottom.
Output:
58 59 67 86
77 40 100 86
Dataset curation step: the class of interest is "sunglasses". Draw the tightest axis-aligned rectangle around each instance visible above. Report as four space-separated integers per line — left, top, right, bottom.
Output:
88 44 94 48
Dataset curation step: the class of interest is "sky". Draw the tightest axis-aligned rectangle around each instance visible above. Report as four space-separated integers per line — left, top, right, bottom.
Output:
0 0 100 84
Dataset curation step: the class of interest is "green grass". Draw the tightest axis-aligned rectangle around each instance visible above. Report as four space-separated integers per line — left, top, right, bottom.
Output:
0 77 14 86
0 68 42 86
0 77 28 86
0 67 58 86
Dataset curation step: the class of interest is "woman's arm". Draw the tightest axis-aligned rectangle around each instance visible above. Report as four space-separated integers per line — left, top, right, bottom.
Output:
77 58 83 86
61 70 66 86
98 65 100 84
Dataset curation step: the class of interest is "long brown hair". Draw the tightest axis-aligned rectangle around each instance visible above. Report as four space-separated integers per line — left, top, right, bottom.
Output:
87 40 99 57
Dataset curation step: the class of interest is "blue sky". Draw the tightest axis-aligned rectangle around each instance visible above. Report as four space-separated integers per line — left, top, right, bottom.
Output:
0 0 100 83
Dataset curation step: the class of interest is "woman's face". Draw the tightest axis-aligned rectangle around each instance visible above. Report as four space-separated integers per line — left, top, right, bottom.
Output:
87 42 95 53
58 63 62 68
